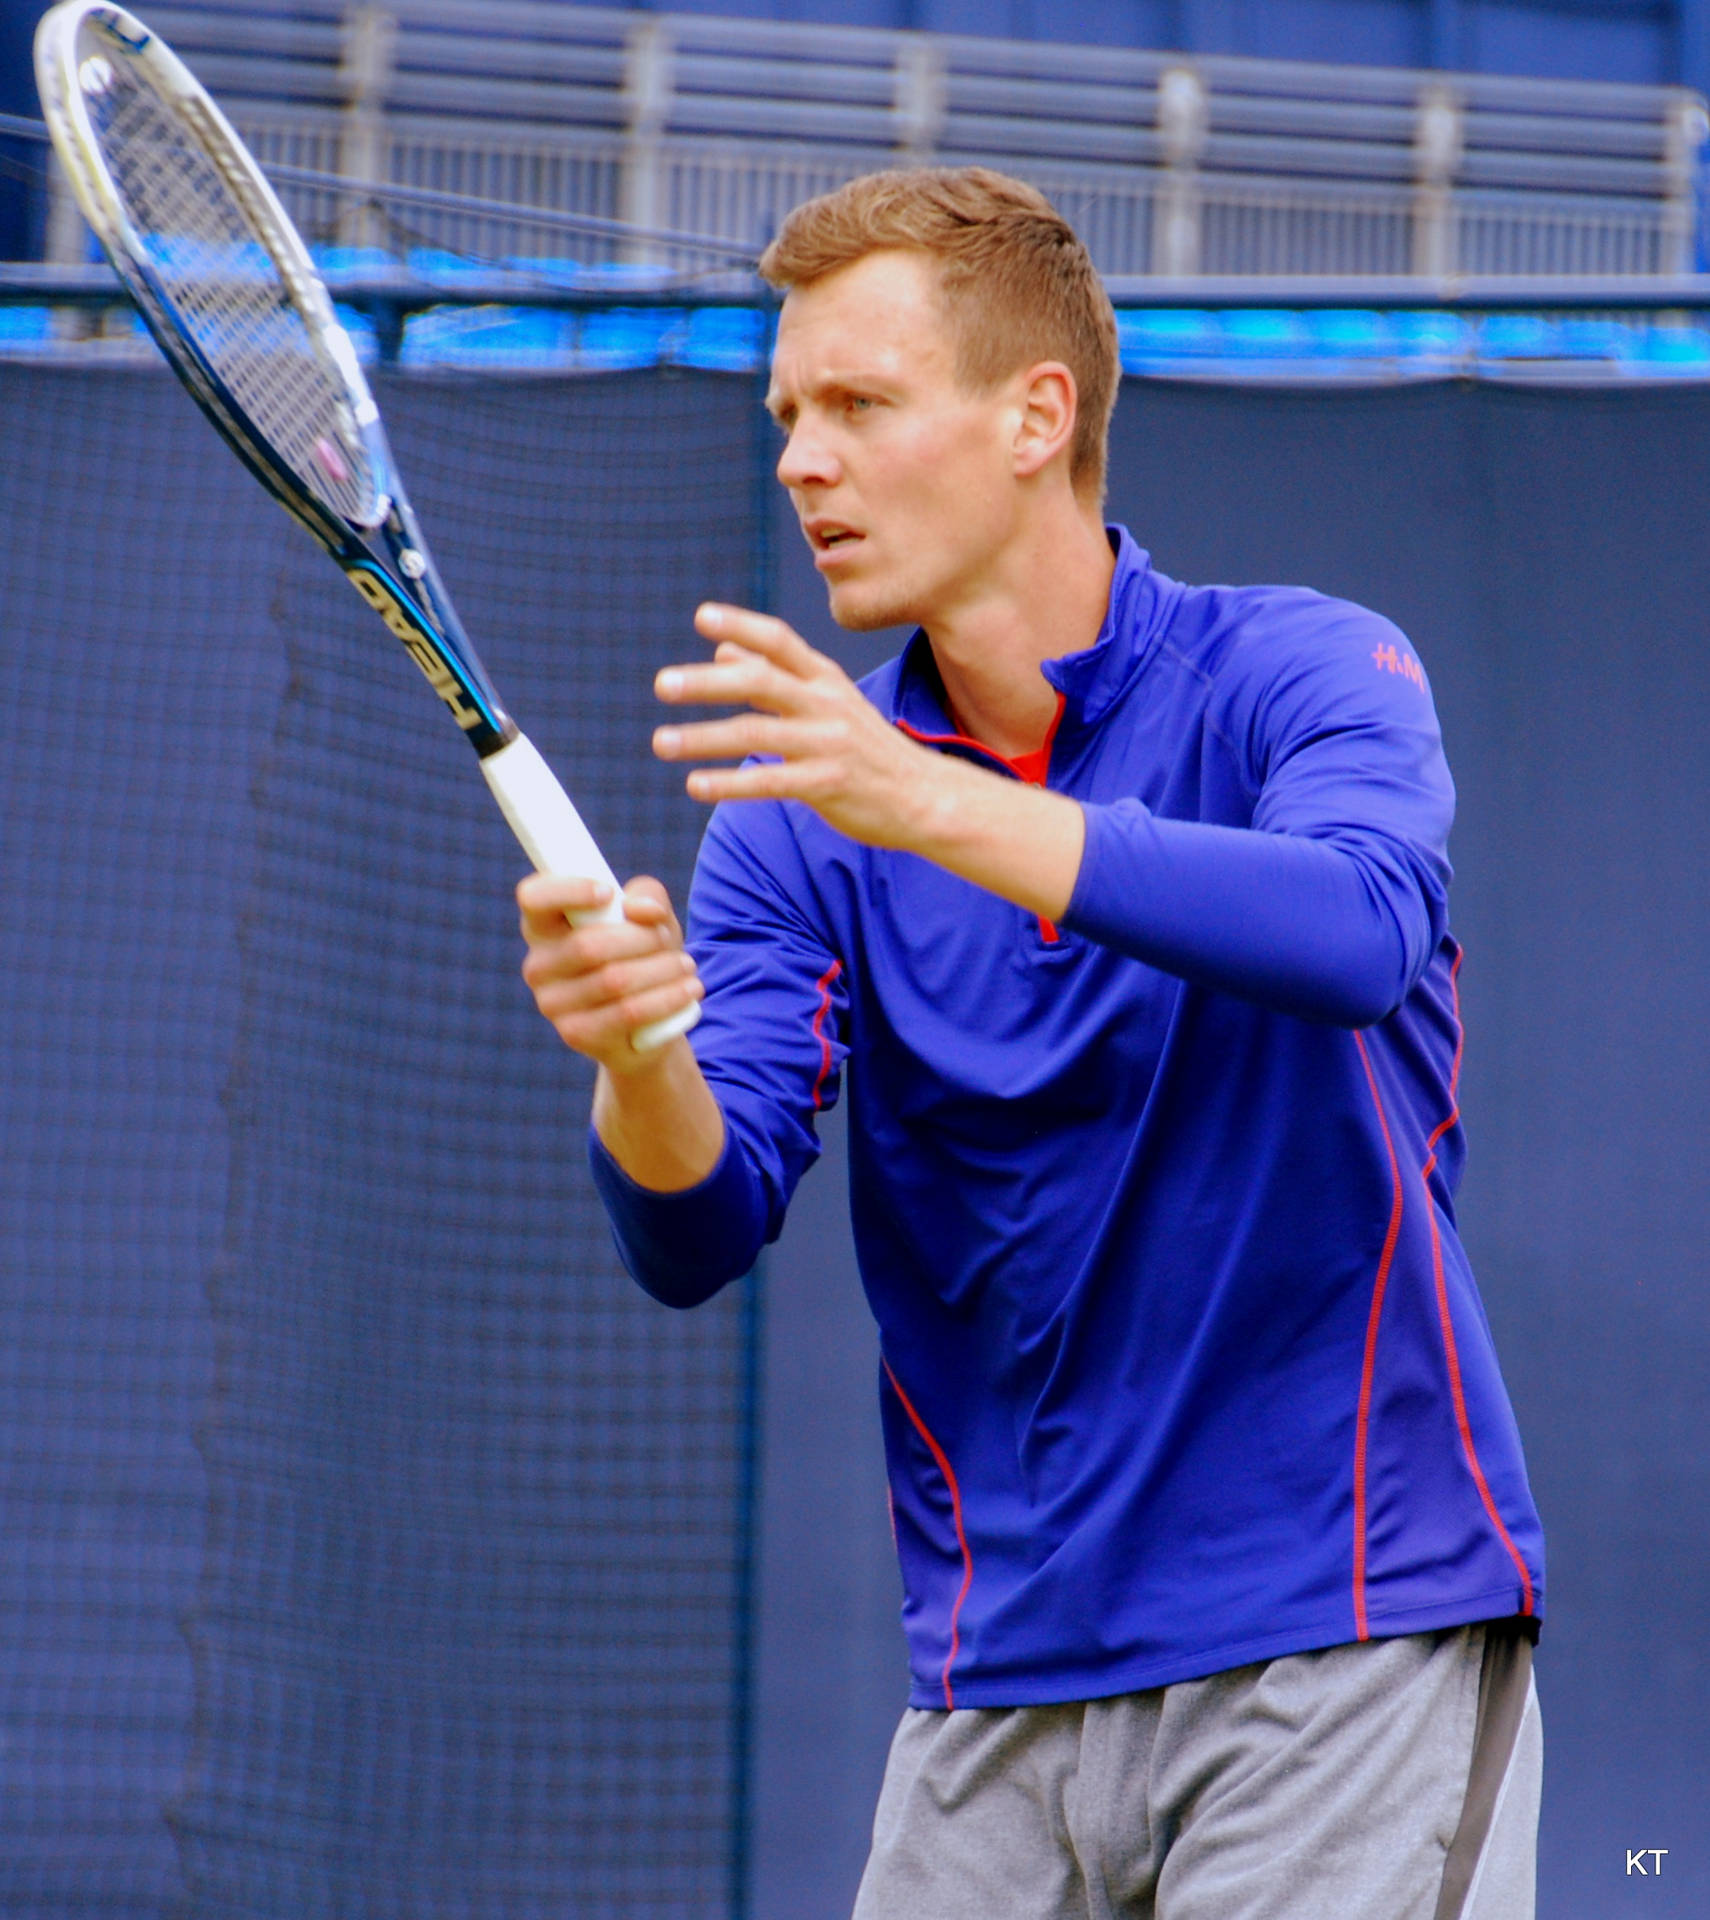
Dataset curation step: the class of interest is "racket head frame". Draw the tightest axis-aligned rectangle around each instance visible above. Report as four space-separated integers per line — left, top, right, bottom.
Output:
33 0 516 756
35 2 699 1049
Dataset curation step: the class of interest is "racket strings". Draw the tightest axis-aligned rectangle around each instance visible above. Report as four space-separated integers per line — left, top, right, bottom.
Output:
85 43 377 526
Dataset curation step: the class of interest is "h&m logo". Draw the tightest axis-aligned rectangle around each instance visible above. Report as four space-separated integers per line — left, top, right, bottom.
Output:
346 566 482 730
1372 641 1426 689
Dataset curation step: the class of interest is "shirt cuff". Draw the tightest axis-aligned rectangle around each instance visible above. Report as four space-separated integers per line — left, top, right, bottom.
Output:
587 1115 768 1308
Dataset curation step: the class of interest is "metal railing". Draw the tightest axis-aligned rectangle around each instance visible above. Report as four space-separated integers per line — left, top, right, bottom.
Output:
34 1 1710 279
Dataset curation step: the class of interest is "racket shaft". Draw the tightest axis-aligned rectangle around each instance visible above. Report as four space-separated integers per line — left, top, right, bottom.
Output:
482 734 700 1053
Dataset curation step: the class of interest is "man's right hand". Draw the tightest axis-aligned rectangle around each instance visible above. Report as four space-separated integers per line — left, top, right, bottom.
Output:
517 874 703 1075
517 873 724 1192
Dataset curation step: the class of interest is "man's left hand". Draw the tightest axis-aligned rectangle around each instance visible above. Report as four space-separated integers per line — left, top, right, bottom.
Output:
652 603 945 851
652 603 1086 922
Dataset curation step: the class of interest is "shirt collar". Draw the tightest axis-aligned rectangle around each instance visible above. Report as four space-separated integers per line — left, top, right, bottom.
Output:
889 526 1174 738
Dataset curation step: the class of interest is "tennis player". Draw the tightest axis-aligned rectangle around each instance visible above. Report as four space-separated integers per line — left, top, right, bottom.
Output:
518 168 1544 1920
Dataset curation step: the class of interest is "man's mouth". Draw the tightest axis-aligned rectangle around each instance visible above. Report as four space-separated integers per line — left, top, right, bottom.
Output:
807 520 863 557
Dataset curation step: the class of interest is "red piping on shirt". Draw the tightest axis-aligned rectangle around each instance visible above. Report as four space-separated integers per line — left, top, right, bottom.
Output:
896 693 1068 944
1351 1030 1405 1643
1423 950 1537 1616
882 1358 974 1709
808 960 842 1112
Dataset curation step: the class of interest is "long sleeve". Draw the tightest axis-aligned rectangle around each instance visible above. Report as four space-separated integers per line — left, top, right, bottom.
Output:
588 1122 770 1309
1065 803 1432 1025
1062 602 1454 1026
586 794 850 1305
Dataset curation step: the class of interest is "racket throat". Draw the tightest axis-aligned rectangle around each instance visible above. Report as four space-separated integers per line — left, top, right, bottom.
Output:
341 562 489 734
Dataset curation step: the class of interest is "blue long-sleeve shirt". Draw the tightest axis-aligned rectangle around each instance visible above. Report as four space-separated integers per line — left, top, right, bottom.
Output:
591 528 1544 1707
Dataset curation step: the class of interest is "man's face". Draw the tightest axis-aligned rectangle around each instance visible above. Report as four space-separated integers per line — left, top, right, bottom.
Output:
767 250 1026 633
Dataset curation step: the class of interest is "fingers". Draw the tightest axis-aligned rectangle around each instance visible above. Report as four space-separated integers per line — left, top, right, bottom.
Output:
655 653 809 715
532 944 702 1029
655 606 838 713
517 874 685 998
653 711 847 767
544 969 705 1063
676 758 843 803
517 872 674 935
516 872 701 1063
517 871 617 936
653 607 863 781
619 874 674 915
694 602 820 668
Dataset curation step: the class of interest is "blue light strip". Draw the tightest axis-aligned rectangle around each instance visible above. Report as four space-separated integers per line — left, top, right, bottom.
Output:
7 291 1710 381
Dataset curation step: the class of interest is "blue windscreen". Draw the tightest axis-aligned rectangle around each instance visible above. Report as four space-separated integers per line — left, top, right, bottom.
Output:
4 356 1708 1920
0 362 764 1918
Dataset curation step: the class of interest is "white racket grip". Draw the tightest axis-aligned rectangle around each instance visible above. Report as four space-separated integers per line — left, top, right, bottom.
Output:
482 732 701 1053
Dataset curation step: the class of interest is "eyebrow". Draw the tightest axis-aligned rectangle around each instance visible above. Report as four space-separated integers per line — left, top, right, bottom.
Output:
766 374 894 423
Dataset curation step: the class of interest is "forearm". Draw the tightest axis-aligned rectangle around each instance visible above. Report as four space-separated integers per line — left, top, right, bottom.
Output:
587 1032 772 1307
1064 799 1437 1026
591 1037 726 1191
902 758 1087 920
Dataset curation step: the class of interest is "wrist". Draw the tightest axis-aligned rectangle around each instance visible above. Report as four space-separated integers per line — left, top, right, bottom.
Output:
897 757 1085 923
592 1041 725 1192
900 750 982 858
598 1028 691 1082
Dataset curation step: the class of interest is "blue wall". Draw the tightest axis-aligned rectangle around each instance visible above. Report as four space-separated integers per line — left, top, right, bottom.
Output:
0 362 765 1920
1 323 1706 1920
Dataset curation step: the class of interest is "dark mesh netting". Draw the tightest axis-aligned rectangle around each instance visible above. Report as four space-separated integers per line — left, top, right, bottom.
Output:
0 361 764 1917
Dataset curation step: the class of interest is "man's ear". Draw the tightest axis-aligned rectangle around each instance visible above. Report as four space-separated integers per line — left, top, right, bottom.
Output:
1011 363 1078 481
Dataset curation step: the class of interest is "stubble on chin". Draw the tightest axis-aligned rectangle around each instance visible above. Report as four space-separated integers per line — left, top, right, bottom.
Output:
825 576 918 634
830 599 909 633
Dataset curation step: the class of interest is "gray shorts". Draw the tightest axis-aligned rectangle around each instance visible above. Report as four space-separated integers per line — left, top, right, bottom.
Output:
853 1623 1541 1920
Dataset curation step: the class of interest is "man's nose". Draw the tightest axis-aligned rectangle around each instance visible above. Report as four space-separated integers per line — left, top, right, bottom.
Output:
777 421 840 490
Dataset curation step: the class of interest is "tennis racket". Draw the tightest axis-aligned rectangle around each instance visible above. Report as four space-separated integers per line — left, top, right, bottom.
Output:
34 0 698 1053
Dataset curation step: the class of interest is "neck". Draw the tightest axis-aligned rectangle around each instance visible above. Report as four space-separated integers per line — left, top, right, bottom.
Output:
924 494 1116 760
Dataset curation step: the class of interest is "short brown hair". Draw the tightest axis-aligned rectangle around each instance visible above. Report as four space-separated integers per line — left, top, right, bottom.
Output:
759 166 1120 503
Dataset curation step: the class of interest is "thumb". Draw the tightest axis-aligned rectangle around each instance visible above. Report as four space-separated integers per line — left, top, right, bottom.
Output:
620 875 675 921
